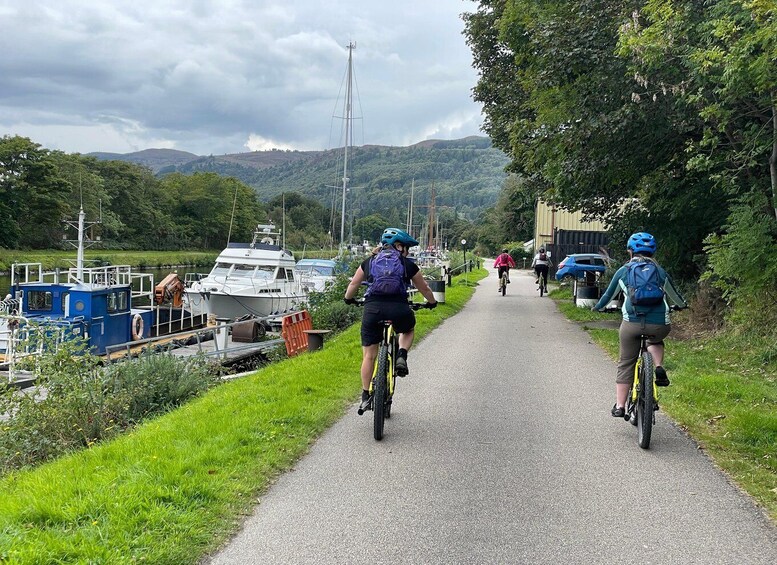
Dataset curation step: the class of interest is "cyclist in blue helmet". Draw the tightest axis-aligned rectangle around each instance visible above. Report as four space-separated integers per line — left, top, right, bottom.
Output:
592 232 687 419
344 228 438 413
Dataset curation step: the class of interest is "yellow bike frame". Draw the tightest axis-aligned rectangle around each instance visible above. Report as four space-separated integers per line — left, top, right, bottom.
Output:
370 323 397 397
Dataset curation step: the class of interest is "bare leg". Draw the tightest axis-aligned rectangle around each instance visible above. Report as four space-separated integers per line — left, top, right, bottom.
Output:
398 330 414 351
648 343 664 367
361 344 378 390
616 383 630 408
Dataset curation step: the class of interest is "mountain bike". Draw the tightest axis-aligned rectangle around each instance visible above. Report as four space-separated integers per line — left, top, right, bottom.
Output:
352 300 434 440
537 273 547 297
603 306 684 449
624 331 658 448
499 270 509 296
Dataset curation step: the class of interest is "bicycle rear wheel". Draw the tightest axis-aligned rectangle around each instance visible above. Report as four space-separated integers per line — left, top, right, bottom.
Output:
637 351 655 449
539 278 545 297
373 344 389 440
501 274 507 296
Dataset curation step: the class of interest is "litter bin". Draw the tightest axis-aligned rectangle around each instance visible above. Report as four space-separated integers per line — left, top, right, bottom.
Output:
303 329 331 352
428 279 446 304
576 285 599 308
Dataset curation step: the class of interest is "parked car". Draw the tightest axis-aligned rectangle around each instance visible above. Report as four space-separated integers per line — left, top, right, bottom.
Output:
555 253 609 282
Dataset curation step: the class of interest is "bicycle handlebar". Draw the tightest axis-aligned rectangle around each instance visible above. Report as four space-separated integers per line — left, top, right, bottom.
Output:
346 299 436 311
595 305 688 313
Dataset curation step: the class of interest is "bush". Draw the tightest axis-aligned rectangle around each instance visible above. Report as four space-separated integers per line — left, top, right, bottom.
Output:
307 272 361 333
703 192 777 334
0 338 220 474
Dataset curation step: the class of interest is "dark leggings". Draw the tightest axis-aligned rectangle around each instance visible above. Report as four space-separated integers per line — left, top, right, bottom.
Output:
534 265 549 286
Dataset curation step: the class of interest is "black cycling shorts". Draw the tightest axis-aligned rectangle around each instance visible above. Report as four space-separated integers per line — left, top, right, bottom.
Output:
360 301 415 346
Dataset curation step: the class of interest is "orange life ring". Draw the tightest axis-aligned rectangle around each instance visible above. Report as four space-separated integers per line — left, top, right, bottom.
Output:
131 314 144 341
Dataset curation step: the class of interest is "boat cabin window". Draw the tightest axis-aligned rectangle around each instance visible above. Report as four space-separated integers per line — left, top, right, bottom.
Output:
107 291 129 313
274 268 295 281
210 263 232 277
232 264 256 277
253 266 274 280
28 290 53 311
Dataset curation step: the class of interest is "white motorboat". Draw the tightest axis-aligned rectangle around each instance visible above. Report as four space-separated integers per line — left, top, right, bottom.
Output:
185 224 307 320
294 258 346 293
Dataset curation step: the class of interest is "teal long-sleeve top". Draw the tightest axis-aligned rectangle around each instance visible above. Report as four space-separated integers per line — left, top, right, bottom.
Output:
593 259 688 325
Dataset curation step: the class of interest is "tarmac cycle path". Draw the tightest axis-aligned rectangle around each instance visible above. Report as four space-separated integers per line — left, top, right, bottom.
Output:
209 268 777 564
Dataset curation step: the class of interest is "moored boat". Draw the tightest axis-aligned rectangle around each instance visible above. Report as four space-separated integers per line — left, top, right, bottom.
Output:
0 208 205 372
184 224 307 320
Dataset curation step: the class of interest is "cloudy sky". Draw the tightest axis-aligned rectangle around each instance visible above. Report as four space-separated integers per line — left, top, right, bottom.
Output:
0 0 484 156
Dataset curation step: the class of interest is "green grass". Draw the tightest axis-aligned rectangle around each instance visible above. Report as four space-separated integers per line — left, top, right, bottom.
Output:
0 268 488 564
557 296 777 523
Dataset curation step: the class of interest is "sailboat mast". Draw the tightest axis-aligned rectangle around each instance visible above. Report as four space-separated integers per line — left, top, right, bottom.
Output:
340 42 355 248
406 179 415 233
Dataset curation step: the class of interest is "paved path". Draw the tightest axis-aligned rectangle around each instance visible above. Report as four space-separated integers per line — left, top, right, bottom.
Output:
209 269 777 564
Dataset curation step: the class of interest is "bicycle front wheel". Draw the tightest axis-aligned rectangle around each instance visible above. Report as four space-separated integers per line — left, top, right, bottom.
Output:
373 344 389 440
637 351 655 449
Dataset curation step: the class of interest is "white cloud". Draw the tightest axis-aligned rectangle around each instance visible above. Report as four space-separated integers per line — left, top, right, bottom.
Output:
0 0 484 155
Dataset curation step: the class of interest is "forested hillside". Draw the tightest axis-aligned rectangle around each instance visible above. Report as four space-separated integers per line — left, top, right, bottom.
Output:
99 136 510 226
1 135 509 252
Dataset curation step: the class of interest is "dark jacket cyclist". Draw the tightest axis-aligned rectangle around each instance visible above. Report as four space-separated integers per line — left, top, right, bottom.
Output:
344 228 437 413
592 232 688 419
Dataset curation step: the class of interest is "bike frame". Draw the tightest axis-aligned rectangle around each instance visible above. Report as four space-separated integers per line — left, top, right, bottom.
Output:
628 334 657 448
371 322 398 398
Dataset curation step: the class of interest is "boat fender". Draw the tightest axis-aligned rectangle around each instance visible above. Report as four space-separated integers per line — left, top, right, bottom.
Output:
132 314 144 341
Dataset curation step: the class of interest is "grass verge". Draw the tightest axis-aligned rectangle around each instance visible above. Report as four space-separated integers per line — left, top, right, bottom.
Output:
549 285 777 523
0 269 488 564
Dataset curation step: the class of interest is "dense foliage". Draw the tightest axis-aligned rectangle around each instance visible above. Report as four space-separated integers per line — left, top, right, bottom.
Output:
463 0 777 332
2 135 511 253
0 338 220 474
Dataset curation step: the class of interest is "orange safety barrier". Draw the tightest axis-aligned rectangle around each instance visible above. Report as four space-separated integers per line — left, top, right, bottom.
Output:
281 310 313 357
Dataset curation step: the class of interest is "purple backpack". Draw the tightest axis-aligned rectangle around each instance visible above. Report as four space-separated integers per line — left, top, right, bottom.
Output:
365 248 407 297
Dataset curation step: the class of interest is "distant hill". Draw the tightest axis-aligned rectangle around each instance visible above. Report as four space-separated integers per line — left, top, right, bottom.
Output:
87 148 200 172
89 136 510 221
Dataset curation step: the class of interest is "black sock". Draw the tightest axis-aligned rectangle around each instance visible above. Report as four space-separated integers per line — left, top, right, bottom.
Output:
398 348 408 359
362 389 371 401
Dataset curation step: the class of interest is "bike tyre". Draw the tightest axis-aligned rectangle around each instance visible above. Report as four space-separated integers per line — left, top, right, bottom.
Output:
539 279 545 297
373 344 389 440
501 274 507 296
637 351 655 449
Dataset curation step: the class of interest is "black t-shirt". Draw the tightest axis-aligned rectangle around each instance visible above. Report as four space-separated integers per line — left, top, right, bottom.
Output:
360 254 420 303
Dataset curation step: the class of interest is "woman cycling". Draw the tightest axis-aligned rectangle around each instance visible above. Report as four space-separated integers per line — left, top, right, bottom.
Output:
592 232 687 418
344 228 437 413
493 248 516 291
530 247 553 291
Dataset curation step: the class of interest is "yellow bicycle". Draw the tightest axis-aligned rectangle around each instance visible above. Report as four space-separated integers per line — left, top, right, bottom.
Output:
354 301 433 440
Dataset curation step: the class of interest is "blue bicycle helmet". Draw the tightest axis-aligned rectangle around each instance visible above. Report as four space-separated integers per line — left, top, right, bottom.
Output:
627 232 657 255
380 227 419 248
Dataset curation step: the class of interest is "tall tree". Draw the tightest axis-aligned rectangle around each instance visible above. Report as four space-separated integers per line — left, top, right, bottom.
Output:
0 136 70 248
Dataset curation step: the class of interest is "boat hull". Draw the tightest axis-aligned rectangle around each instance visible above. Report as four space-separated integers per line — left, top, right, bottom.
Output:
189 289 307 320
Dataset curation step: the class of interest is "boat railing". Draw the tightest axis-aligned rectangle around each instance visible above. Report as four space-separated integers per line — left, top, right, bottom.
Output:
1 314 68 382
184 272 209 288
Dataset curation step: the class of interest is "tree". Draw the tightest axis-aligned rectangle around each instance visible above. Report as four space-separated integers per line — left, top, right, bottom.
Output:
0 136 70 248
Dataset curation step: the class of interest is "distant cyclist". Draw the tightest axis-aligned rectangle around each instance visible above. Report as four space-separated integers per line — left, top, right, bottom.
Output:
493 248 516 290
531 247 553 290
344 228 437 413
592 232 687 418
